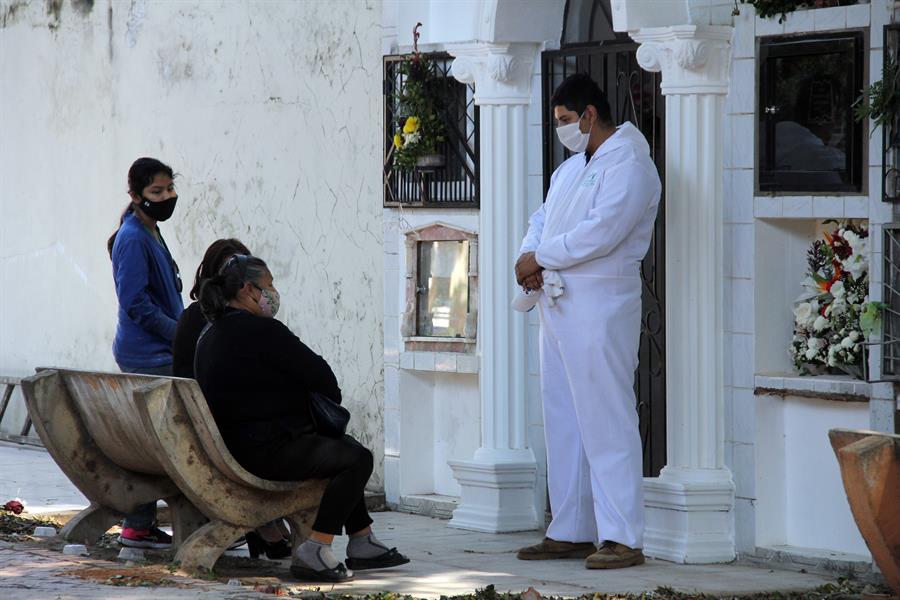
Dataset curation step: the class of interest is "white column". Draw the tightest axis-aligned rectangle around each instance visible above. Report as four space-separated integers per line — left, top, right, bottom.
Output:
444 42 540 533
632 25 737 563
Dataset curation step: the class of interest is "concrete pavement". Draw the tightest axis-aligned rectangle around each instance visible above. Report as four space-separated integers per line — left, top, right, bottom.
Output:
0 441 839 598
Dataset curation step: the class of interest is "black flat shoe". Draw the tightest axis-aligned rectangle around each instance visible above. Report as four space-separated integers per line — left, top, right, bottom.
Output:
290 562 353 582
245 531 291 560
345 548 410 571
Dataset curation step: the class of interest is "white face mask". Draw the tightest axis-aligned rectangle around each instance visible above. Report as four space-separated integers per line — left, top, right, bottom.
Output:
555 111 592 153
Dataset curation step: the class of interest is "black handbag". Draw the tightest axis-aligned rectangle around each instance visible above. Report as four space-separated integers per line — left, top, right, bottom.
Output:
308 391 350 438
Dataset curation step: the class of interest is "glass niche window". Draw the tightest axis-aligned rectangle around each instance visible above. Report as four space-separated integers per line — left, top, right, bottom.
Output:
416 240 470 337
758 32 864 193
402 224 478 352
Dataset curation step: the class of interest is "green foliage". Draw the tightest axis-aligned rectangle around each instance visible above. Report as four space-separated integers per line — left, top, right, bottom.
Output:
304 579 890 600
392 54 447 172
860 301 887 336
853 55 900 136
739 0 855 23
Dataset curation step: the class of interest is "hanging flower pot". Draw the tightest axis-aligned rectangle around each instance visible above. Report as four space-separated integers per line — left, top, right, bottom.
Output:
391 24 447 174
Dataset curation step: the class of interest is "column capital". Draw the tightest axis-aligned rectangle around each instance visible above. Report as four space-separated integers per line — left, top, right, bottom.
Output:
447 43 537 105
631 25 733 96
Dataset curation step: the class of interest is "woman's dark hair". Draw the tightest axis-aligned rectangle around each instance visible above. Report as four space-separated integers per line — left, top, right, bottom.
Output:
190 238 251 300
550 73 613 127
199 254 270 321
107 157 175 258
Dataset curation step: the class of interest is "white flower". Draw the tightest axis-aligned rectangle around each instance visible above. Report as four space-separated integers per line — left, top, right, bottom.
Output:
813 315 830 332
830 281 845 299
840 231 869 279
843 254 868 279
806 337 825 360
793 302 813 324
841 336 854 348
850 330 861 342
801 276 821 296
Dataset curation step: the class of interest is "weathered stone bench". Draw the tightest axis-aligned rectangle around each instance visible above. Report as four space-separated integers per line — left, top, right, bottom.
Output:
830 428 900 596
21 368 326 571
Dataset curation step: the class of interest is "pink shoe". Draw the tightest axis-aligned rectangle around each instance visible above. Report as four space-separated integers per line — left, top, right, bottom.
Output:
117 526 172 549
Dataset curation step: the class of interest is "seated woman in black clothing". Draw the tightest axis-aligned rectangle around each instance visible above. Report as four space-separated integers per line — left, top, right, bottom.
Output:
172 238 292 559
195 254 408 583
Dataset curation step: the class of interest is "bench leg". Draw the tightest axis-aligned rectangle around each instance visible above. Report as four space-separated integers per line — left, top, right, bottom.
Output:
285 507 318 559
164 494 208 549
175 519 245 573
60 502 122 544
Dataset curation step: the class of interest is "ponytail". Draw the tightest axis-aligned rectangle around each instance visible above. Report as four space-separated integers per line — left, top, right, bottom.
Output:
107 203 135 258
198 253 270 321
198 275 233 322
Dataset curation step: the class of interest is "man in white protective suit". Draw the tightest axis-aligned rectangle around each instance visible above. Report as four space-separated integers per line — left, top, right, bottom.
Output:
514 73 661 570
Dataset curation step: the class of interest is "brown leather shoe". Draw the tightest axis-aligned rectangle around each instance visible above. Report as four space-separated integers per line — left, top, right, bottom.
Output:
585 540 645 569
516 537 596 560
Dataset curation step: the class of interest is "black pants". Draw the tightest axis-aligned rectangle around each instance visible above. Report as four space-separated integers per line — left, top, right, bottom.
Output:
235 433 374 536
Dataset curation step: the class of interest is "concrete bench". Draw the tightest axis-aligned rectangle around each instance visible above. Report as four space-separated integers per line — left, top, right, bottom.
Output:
21 369 326 571
829 428 900 596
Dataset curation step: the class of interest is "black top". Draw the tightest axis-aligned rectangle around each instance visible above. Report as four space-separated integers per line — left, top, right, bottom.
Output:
172 301 207 379
194 308 342 453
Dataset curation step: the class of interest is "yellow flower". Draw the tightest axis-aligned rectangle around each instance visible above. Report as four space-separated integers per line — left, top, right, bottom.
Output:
393 133 403 148
403 116 420 134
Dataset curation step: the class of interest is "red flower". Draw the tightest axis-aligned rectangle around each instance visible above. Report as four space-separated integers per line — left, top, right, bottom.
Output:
3 500 24 514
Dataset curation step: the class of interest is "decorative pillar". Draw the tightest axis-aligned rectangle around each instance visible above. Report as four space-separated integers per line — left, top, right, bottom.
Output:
631 25 737 563
444 42 540 533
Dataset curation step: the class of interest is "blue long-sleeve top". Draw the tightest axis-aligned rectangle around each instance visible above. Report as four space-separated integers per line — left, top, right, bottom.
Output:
111 211 184 369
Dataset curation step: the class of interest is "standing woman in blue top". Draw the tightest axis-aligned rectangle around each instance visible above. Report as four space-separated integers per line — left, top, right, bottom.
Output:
107 157 184 548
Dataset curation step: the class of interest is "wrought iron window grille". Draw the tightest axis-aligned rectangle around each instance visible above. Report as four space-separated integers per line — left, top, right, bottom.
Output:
883 26 900 204
875 224 900 382
383 53 479 208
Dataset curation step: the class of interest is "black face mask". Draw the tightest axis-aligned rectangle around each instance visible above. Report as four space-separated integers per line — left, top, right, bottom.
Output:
138 196 178 222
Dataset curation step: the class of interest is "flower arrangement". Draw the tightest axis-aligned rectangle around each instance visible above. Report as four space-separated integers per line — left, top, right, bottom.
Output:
391 23 446 172
789 221 882 378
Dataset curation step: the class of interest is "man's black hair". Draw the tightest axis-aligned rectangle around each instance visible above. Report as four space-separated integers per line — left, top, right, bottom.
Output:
550 73 613 126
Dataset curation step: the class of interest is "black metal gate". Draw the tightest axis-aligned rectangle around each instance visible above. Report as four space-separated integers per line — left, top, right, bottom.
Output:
541 0 666 477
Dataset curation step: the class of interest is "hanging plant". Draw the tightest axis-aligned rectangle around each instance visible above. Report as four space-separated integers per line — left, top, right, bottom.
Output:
391 23 446 173
853 54 900 141
739 0 857 24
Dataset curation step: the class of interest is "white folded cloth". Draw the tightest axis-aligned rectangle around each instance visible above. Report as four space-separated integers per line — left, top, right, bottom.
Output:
511 270 565 312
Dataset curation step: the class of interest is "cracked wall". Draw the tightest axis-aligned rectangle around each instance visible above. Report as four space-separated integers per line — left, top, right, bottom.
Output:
0 0 386 488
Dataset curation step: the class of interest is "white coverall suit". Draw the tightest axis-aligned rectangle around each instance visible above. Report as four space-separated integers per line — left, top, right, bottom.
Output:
520 122 661 549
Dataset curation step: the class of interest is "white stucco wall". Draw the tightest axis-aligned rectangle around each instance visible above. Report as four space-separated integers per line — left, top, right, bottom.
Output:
0 0 385 487
755 396 869 554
